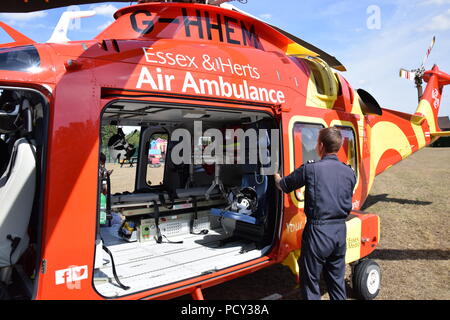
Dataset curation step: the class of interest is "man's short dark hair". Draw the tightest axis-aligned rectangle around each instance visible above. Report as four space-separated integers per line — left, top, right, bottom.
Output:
319 127 342 153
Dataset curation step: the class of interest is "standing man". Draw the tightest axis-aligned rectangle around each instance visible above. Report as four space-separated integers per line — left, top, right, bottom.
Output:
274 127 356 300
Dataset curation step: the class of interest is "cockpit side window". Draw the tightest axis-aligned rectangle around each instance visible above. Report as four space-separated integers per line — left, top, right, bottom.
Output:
0 46 40 72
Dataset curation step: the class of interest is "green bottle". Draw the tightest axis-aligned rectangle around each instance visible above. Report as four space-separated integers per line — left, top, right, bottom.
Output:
100 194 107 225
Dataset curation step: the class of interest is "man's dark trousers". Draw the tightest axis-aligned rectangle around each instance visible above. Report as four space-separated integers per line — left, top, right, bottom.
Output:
299 221 347 300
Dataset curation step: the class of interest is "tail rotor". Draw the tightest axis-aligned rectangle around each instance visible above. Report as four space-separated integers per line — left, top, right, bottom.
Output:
399 36 436 101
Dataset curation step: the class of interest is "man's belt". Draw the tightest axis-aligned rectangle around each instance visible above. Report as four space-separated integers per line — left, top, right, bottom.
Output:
308 219 346 225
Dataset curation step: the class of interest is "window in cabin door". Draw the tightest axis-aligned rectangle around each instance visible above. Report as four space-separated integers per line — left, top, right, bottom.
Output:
334 126 357 173
146 133 168 186
292 122 324 201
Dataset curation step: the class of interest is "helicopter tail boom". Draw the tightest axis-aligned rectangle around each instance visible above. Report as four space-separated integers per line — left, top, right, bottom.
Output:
413 65 450 138
366 65 449 193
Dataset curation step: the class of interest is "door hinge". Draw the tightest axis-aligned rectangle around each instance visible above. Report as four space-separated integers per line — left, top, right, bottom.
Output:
41 259 47 274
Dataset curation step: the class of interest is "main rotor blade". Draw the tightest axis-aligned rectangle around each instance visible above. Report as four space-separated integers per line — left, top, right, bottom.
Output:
0 0 129 12
268 24 347 71
221 3 347 71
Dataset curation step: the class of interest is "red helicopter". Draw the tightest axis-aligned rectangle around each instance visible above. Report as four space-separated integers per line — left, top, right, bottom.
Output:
0 0 448 300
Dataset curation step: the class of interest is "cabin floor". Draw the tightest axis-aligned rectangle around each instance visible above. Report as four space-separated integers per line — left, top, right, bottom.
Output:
94 220 270 298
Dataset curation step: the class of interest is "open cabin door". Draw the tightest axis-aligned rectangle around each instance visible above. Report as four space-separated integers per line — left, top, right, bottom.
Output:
278 112 362 265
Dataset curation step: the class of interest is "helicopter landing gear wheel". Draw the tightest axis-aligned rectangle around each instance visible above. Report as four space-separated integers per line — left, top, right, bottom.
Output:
352 259 381 300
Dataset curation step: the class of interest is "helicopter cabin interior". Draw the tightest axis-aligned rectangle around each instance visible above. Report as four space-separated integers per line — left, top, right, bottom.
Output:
94 101 281 298
0 86 47 299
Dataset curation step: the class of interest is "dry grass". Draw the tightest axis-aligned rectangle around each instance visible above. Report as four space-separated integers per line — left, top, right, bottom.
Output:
359 147 450 300
199 147 450 300
105 163 165 193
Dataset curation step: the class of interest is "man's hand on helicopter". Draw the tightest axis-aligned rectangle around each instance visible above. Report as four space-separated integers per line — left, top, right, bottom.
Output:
274 173 283 192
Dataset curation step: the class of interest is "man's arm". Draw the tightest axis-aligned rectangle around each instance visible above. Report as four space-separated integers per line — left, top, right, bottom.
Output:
274 165 306 193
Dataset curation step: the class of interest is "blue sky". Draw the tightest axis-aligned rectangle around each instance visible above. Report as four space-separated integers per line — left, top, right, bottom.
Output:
0 0 449 116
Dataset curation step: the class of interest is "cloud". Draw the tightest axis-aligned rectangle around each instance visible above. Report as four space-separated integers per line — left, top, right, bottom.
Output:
320 1 355 17
0 11 47 23
259 13 272 20
97 20 114 31
419 9 450 31
420 0 450 5
91 4 118 17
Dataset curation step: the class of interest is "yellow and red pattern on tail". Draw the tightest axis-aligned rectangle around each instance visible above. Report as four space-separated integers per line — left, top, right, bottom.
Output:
364 65 450 193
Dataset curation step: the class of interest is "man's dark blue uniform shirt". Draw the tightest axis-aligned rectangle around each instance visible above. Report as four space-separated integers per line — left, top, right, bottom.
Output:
280 154 356 221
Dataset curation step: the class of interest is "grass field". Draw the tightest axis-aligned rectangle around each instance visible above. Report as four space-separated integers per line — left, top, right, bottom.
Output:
360 147 450 300
198 147 450 300
105 163 165 193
